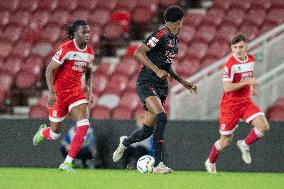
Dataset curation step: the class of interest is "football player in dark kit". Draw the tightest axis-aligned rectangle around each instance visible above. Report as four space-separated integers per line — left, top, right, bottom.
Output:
113 6 197 174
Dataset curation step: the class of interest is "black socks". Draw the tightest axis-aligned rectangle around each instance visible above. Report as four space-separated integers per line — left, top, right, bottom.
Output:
122 125 154 147
153 112 167 166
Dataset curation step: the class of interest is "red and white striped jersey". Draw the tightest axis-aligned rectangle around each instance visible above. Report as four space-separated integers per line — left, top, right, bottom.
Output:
221 54 255 104
52 40 95 92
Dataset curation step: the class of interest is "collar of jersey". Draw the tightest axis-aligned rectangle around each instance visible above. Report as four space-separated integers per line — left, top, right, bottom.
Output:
232 54 248 63
73 39 87 51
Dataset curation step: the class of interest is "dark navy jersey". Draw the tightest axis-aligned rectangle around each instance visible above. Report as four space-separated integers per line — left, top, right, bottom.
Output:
137 27 178 87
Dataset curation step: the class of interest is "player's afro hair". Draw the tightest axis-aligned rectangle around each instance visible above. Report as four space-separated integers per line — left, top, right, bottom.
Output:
163 6 184 22
65 20 88 39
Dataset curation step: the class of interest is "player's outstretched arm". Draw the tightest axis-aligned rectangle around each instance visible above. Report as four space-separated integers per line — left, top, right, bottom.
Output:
46 60 61 106
134 44 169 79
168 67 197 94
223 78 257 92
85 63 94 104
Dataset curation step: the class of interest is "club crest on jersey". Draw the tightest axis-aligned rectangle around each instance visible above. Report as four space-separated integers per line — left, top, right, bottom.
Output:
54 48 62 59
72 61 87 72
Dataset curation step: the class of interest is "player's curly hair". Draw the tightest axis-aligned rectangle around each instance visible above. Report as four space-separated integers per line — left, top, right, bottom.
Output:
65 20 88 39
163 5 184 22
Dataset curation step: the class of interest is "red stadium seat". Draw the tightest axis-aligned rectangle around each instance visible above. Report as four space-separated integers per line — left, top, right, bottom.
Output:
250 0 271 10
0 11 10 27
15 70 37 90
208 40 230 59
56 0 77 12
213 0 232 10
243 9 266 27
112 106 132 120
194 25 216 44
92 73 108 95
91 105 111 119
176 58 200 78
103 22 124 40
36 95 48 107
0 0 19 12
119 92 140 110
0 42 12 59
127 76 138 93
10 10 30 27
77 0 98 11
1 25 22 44
40 25 61 43
29 105 48 119
136 0 159 8
201 56 218 69
94 62 116 76
176 42 187 61
239 24 259 41
18 0 38 12
0 72 13 95
201 15 223 27
111 11 131 32
37 0 57 12
265 8 284 25
225 8 245 27
116 0 137 11
216 24 238 43
90 24 102 48
178 25 195 44
29 11 49 29
104 73 128 95
230 0 251 11
132 7 153 24
49 10 70 27
260 22 277 34
96 0 117 11
11 40 32 59
267 106 284 121
90 9 110 26
116 56 138 77
183 13 203 27
274 97 284 107
186 42 208 61
271 0 284 9
160 0 179 7
71 8 90 21
0 57 22 77
30 42 53 58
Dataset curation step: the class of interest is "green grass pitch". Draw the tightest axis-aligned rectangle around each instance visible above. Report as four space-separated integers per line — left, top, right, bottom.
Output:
0 168 283 189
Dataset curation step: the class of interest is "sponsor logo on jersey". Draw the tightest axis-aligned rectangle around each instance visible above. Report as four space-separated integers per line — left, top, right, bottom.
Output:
54 48 62 60
147 37 159 48
72 61 87 72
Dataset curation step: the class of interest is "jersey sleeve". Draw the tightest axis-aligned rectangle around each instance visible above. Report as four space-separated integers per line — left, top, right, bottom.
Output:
223 61 234 81
52 45 69 65
142 29 168 49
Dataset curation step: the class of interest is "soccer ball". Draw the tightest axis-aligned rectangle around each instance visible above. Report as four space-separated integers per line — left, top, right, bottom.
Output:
136 155 155 173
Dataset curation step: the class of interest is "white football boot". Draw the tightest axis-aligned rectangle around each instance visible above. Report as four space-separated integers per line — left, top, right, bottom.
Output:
112 136 127 162
205 159 217 173
153 162 173 174
237 140 252 164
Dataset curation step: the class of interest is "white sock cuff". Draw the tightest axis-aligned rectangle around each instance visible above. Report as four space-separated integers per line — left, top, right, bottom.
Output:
64 155 74 163
254 127 264 137
214 140 222 151
77 119 90 127
50 129 61 140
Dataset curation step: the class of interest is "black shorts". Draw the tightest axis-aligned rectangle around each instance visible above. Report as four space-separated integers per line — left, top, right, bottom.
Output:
136 82 168 110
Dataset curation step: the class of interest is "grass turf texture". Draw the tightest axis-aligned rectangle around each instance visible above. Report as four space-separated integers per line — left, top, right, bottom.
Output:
0 168 283 189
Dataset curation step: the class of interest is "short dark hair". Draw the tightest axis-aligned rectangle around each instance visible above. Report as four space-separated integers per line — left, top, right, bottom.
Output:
65 20 88 39
231 33 247 45
163 6 184 22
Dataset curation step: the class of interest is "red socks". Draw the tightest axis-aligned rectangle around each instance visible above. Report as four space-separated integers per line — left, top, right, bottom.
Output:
67 119 90 158
245 127 264 145
208 140 222 164
41 127 60 140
